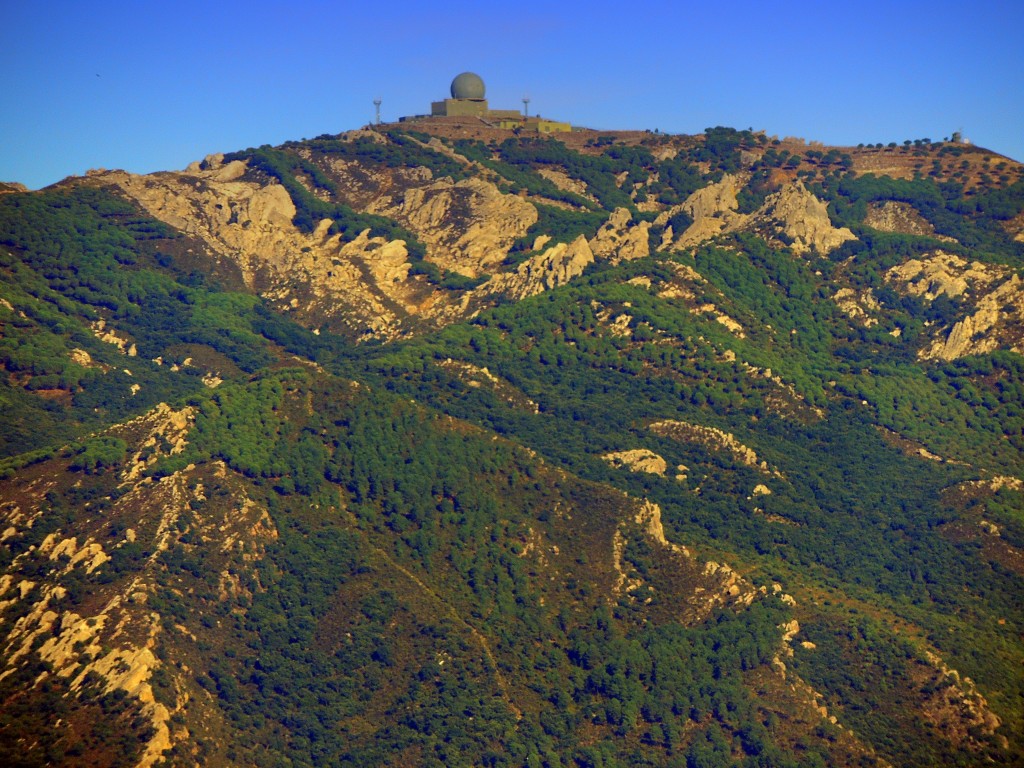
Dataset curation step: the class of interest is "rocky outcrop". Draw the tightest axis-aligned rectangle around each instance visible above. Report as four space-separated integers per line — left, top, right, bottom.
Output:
864 200 936 236
610 498 766 618
91 319 138 356
656 177 854 255
103 163 436 340
648 419 779 475
368 176 537 277
481 235 594 301
0 401 281 767
833 287 880 326
887 253 1024 359
888 252 1001 300
919 651 1005 750
536 167 596 203
602 449 667 475
750 182 856 255
589 207 650 263
656 173 747 248
925 274 1024 359
120 403 195 483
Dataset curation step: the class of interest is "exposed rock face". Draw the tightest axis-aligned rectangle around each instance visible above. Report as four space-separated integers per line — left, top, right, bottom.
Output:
833 287 881 326
750 182 856 255
536 167 595 203
656 177 854 255
926 274 1024 359
919 651 1005 750
610 497 763 618
888 252 1000 300
103 150 547 341
864 200 936 236
589 207 651 263
648 420 779 475
602 449 667 475
656 173 747 248
887 252 1024 359
103 166 430 340
91 319 138 356
120 403 195 483
481 235 594 301
0 401 280 767
368 176 538 277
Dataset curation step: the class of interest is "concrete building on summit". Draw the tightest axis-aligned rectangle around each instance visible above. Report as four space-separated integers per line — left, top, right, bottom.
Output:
405 72 570 133
430 72 520 120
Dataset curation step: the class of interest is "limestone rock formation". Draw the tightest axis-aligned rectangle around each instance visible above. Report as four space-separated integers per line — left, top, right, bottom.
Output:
368 176 537 277
864 200 936 236
589 207 651 263
887 253 1024 359
925 274 1024 359
481 235 594 301
648 420 779 475
102 165 437 340
888 252 1001 301
749 182 857 255
601 449 667 475
656 177 855 255
655 173 747 248
833 287 881 326
536 167 595 202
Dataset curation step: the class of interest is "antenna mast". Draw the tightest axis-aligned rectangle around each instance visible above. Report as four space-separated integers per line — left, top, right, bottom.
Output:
373 97 382 126
522 95 530 118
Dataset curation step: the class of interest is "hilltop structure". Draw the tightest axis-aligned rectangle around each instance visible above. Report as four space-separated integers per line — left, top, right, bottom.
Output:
403 72 571 133
430 72 515 119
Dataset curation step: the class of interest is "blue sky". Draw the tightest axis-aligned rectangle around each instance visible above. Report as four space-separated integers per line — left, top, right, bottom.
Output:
2 0 1022 189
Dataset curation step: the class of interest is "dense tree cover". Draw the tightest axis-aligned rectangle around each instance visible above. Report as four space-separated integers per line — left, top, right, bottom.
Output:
127 370 810 766
450 139 597 209
356 266 1019 617
791 610 1011 767
493 138 651 212
302 130 469 181
649 154 705 206
449 137 659 213
0 186 326 456
690 127 766 174
351 237 1023 764
818 173 1024 261
2 133 1023 766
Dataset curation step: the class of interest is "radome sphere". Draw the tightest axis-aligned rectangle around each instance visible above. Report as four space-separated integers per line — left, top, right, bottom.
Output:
451 72 485 100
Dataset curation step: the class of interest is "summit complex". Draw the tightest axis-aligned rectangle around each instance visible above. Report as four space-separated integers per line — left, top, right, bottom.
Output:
401 71 571 133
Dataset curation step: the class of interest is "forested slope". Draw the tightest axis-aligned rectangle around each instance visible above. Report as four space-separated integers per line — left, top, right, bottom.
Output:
1 124 1022 767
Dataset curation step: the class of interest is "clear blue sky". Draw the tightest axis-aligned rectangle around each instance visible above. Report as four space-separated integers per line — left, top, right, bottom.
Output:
2 0 1021 190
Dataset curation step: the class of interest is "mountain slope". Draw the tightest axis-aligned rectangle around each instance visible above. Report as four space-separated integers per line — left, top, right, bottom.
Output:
1 123 1023 767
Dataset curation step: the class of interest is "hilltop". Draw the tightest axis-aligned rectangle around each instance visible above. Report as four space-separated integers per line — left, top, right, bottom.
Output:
1 120 1023 768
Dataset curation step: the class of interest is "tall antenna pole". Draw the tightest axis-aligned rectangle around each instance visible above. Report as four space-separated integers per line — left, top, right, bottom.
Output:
373 97 382 126
522 95 530 118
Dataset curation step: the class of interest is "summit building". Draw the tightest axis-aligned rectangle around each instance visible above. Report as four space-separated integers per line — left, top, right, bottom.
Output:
403 72 570 133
